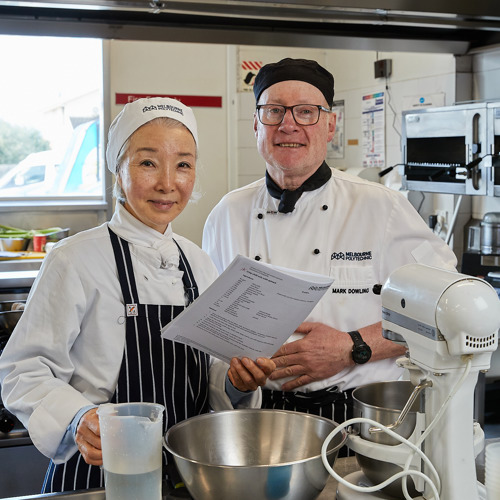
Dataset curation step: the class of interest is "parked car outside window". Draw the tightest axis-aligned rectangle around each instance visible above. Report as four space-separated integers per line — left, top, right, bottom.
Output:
0 120 101 198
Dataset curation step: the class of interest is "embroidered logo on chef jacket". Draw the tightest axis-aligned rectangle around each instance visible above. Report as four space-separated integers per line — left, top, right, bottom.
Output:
126 303 139 316
330 250 374 295
330 250 373 261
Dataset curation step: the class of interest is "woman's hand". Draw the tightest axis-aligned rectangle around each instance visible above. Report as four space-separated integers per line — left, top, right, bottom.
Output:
75 408 102 466
228 357 276 392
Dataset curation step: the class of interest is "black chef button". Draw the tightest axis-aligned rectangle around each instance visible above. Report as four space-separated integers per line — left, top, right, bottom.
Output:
255 256 261 261
257 213 263 219
313 249 320 255
322 205 328 210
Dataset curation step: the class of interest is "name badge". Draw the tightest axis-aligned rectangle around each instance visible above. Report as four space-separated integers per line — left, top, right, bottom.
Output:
126 304 138 317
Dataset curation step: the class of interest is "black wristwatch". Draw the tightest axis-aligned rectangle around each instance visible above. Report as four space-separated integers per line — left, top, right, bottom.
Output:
347 331 372 364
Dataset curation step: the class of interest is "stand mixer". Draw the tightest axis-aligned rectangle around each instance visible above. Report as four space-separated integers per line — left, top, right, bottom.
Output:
323 263 500 500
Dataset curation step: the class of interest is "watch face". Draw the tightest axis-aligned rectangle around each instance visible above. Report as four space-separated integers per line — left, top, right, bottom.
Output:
352 344 372 364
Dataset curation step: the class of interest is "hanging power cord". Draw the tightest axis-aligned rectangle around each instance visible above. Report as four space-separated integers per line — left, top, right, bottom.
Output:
378 163 405 178
378 163 426 214
321 356 473 500
444 194 463 246
385 76 402 143
416 191 426 215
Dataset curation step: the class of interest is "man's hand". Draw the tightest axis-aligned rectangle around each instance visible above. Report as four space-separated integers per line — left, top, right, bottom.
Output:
75 408 102 466
228 357 276 392
269 322 353 391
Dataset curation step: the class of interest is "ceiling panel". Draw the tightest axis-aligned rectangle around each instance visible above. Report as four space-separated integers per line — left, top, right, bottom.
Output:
1 0 500 53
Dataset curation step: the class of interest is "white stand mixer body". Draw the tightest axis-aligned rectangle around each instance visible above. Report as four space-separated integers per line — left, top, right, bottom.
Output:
379 264 500 500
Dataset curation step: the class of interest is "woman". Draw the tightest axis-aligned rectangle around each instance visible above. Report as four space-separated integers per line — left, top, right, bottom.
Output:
0 97 274 493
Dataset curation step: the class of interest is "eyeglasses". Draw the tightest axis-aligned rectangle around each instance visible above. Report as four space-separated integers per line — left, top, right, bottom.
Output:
256 104 331 126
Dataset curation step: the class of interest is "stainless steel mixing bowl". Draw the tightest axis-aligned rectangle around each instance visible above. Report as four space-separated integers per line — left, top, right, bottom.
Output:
164 408 347 500
352 380 422 498
0 237 29 251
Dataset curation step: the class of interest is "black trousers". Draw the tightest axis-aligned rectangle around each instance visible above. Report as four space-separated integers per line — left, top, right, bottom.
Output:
261 386 354 458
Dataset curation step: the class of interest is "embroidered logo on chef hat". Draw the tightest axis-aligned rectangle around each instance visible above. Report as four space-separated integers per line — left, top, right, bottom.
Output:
106 97 199 174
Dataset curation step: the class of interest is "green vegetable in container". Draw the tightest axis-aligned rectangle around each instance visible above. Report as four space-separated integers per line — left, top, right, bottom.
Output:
0 224 65 239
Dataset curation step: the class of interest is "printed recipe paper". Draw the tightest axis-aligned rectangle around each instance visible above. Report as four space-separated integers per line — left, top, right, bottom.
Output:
161 255 333 363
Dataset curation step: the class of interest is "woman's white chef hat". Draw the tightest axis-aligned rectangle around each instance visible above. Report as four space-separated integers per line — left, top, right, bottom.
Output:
106 97 198 174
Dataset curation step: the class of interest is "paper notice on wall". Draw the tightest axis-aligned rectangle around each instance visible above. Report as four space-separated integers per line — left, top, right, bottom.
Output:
161 255 333 363
361 92 385 168
328 99 345 159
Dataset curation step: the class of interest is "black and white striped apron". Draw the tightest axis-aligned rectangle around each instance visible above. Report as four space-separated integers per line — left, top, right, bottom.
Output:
42 228 209 493
261 387 354 457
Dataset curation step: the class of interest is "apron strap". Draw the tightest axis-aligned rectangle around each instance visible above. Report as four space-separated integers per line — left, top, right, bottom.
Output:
108 226 139 306
173 239 199 302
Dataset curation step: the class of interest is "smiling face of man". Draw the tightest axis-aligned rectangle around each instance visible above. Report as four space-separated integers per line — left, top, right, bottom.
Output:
254 80 336 190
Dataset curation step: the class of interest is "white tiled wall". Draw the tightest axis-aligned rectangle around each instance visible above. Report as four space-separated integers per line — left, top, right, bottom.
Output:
473 49 500 101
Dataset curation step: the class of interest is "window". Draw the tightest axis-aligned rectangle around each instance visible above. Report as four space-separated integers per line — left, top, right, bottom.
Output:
0 35 104 202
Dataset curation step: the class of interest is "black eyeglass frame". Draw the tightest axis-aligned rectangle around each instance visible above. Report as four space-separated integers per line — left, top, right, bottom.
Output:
255 104 332 126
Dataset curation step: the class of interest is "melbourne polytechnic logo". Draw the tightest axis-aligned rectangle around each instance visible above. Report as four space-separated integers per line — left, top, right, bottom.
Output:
331 252 345 260
331 250 372 261
142 104 183 115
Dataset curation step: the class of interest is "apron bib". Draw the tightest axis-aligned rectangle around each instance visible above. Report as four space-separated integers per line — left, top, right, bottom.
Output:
42 228 209 493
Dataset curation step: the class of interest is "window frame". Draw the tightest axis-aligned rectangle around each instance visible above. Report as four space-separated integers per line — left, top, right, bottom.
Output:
0 36 113 220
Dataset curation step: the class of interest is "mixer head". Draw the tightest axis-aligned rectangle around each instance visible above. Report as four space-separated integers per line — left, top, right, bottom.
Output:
381 264 500 373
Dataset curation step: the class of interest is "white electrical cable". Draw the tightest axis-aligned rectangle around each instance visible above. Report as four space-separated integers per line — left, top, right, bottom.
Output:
445 194 463 245
321 417 441 500
322 356 474 500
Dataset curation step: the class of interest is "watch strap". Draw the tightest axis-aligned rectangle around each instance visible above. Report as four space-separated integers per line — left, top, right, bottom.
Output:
347 330 365 345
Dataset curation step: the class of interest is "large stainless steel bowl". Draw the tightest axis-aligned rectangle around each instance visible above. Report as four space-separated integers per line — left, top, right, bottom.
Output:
164 408 347 500
352 380 422 498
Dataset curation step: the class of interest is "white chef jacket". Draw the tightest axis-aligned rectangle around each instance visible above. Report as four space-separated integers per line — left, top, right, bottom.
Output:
0 203 259 463
203 168 458 393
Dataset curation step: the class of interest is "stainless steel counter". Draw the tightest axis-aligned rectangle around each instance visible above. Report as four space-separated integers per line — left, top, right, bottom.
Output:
5 490 105 500
318 456 359 499
4 457 359 500
0 259 43 273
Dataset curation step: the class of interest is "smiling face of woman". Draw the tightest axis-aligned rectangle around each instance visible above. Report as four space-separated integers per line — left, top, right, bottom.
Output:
117 119 197 233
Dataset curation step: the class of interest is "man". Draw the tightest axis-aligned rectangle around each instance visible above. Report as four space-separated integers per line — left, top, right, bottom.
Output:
202 58 457 426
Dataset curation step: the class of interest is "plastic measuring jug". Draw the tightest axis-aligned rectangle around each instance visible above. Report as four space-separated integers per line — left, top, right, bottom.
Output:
97 402 165 500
